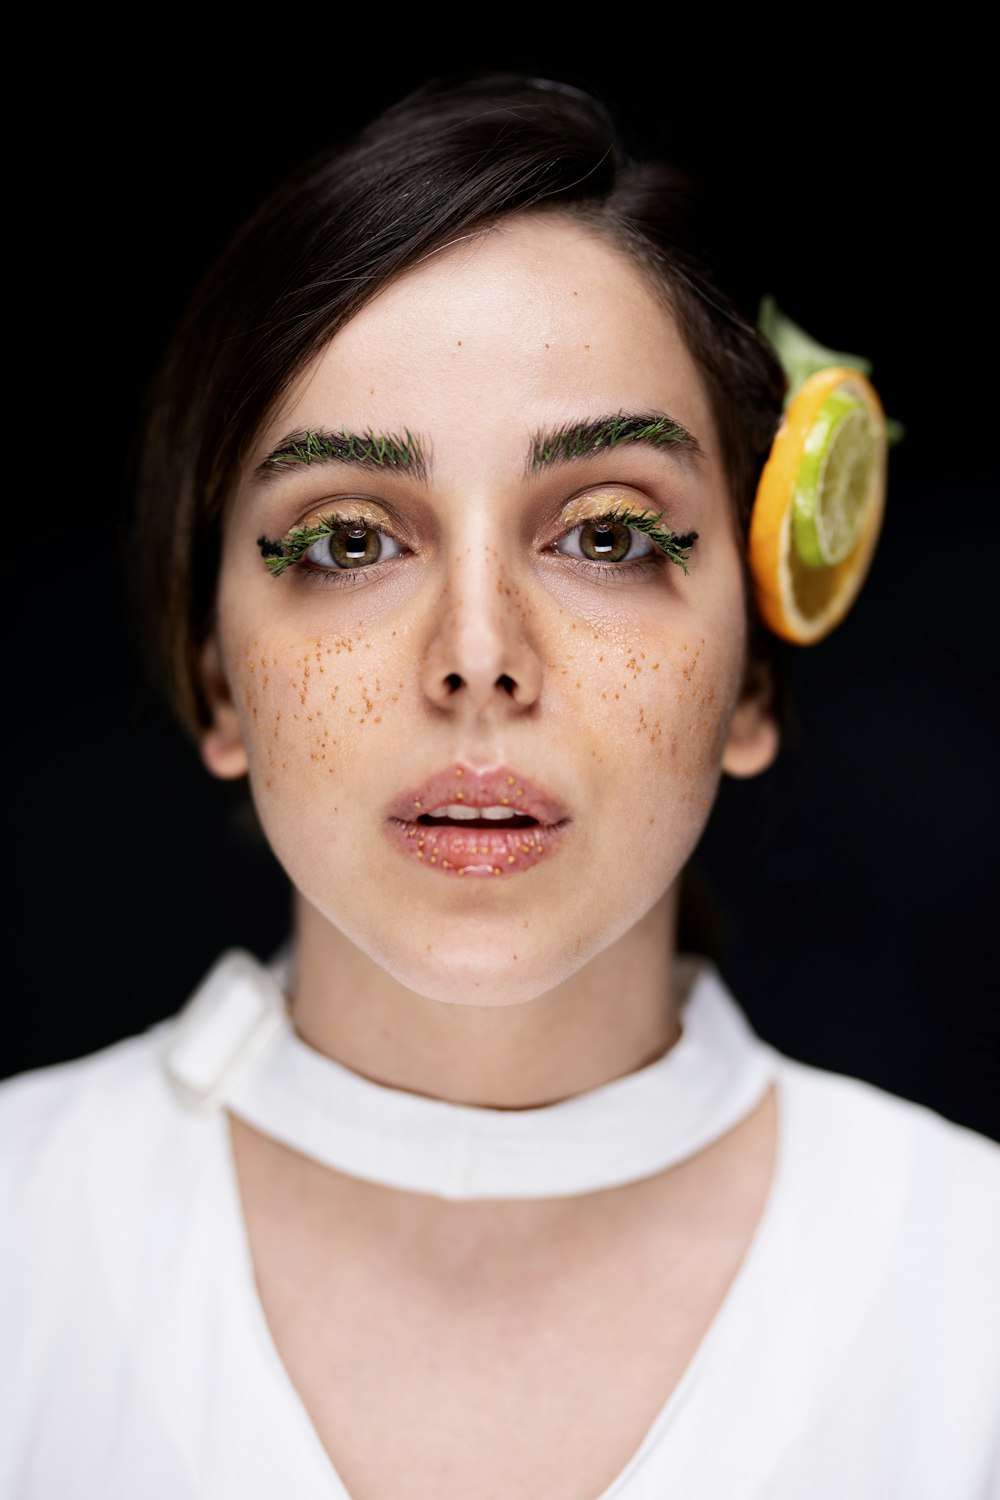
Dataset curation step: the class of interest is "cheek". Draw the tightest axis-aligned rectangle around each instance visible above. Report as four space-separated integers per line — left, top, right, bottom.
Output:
546 589 745 789
228 625 414 800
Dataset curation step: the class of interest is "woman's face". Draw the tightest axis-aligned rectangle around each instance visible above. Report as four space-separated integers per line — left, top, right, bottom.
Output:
202 214 776 1005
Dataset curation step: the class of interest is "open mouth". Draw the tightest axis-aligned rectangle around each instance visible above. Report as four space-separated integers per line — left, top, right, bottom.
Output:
386 767 569 876
417 805 539 831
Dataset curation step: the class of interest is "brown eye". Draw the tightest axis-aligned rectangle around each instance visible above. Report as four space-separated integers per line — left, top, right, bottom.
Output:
581 520 631 561
304 525 404 570
555 518 653 565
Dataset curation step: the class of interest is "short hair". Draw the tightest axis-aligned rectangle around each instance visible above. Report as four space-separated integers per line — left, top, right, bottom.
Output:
132 73 786 738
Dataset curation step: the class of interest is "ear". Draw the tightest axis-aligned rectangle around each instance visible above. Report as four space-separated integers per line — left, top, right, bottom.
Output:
720 658 780 780
197 634 250 780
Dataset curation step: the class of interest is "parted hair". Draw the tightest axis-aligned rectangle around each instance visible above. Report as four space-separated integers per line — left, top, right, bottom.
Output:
132 73 786 737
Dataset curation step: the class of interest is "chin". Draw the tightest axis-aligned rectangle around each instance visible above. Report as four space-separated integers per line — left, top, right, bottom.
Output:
373 929 589 1009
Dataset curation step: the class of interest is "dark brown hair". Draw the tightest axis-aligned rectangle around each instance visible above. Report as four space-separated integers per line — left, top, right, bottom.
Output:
133 74 785 737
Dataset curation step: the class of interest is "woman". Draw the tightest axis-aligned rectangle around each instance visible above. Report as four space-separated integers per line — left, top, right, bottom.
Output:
4 75 998 1499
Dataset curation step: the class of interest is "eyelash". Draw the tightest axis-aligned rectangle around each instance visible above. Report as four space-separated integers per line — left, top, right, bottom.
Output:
258 510 697 585
550 512 696 579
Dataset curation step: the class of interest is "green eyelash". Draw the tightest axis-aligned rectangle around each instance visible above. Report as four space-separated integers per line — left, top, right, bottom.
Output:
599 510 699 573
257 516 372 576
257 509 698 578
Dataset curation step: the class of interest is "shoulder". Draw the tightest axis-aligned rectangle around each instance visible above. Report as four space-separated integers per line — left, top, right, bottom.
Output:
771 1052 1000 1352
0 1024 184 1192
775 1050 1000 1204
0 946 284 1185
0 1009 241 1500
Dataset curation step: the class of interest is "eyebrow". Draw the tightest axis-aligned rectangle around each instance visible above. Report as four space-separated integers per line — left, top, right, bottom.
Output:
528 411 702 471
253 427 428 484
252 410 699 488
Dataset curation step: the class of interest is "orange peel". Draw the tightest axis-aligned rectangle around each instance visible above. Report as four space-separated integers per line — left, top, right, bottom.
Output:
749 366 887 644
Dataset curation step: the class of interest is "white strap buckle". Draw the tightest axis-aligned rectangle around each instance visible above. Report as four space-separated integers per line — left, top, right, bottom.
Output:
162 949 288 1113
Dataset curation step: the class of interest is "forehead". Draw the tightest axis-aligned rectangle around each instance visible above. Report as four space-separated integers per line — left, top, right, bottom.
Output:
251 214 722 478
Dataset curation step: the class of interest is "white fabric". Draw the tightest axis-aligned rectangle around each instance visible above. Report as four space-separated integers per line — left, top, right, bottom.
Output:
165 950 777 1198
3 952 1000 1499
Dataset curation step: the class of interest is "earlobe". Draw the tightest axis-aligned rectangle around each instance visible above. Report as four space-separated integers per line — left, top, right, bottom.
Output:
197 635 250 781
720 661 780 780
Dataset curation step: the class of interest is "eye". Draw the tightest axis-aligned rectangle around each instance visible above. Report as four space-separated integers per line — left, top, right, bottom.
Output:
554 517 655 564
304 523 406 570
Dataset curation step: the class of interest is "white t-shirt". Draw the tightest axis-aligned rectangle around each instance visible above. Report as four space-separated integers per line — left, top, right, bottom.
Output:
3 955 999 1499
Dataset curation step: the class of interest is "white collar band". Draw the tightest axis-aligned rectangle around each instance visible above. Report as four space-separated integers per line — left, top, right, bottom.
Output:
163 949 776 1201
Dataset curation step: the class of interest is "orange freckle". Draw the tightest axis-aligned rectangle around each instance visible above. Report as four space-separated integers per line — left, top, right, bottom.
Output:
649 816 656 824
511 953 518 959
651 663 659 671
266 777 273 788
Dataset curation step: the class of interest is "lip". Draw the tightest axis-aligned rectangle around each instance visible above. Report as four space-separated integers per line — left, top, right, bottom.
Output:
386 764 571 877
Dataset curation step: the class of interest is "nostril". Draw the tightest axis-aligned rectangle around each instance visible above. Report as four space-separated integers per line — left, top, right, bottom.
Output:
497 674 516 696
444 673 463 693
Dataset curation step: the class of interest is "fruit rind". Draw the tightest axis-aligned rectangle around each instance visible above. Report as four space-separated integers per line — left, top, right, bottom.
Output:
748 367 887 645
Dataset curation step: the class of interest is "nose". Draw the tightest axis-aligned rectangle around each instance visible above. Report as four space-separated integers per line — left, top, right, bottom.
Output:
420 548 543 714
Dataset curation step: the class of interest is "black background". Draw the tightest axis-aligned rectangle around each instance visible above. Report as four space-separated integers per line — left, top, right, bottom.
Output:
12 35 997 1140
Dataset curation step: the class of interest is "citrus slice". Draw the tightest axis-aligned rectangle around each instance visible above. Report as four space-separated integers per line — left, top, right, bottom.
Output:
749 366 887 644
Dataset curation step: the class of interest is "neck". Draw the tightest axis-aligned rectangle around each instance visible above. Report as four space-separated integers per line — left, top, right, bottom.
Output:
290 892 681 1109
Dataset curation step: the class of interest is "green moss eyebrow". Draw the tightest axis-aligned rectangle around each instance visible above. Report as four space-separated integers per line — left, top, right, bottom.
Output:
255 428 426 481
529 411 701 470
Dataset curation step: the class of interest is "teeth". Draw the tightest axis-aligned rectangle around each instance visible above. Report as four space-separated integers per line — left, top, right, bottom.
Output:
426 804 518 821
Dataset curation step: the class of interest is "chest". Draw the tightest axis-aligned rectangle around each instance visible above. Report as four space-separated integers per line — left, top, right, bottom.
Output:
231 1092 775 1499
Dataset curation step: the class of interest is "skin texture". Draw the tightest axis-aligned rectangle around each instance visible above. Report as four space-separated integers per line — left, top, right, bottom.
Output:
200 212 778 1107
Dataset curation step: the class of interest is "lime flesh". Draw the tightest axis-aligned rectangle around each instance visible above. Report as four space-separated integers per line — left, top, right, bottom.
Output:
793 390 879 568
